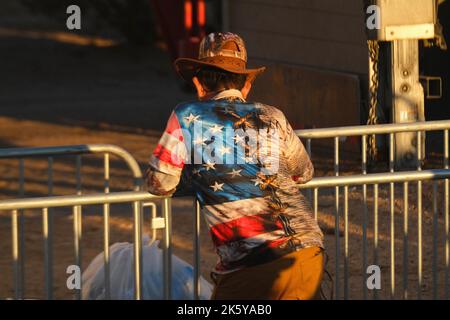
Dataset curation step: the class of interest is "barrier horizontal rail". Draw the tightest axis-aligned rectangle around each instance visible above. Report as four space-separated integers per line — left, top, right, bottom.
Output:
0 144 143 188
0 191 159 210
296 119 450 139
299 169 450 189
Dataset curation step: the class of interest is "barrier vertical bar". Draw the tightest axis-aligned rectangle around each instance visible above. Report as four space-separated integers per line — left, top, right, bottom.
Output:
306 138 313 203
313 188 318 221
373 184 379 300
403 182 409 300
103 153 111 299
417 131 423 299
362 135 368 300
45 157 53 300
12 209 19 299
74 155 82 300
193 200 201 300
389 133 395 299
163 198 172 300
334 137 340 299
433 181 438 300
18 159 25 299
42 207 52 299
133 201 142 300
344 186 349 300
444 129 449 300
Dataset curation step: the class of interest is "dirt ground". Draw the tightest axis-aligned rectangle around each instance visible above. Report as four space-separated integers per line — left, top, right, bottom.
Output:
0 4 449 300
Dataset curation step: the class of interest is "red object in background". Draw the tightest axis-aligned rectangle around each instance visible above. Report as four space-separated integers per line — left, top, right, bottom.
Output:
150 0 206 62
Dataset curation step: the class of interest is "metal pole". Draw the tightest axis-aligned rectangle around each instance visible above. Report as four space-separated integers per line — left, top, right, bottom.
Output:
74 155 82 300
72 205 81 300
42 207 52 299
12 209 19 299
403 182 409 300
344 186 349 300
133 201 142 300
373 184 379 300
433 181 438 300
306 138 313 203
391 39 424 168
334 137 340 299
389 133 396 299
103 153 111 299
417 131 423 300
445 129 449 300
313 188 318 221
45 157 53 300
362 135 368 300
162 198 172 300
18 159 25 299
144 202 158 246
296 120 450 140
193 200 201 300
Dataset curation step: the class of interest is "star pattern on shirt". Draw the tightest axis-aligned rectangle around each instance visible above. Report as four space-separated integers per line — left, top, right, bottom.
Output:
232 113 255 129
203 160 216 171
192 168 201 177
240 155 256 163
210 181 224 192
227 168 242 178
184 113 200 125
251 176 262 186
218 146 232 155
209 124 224 134
233 134 245 145
254 173 279 190
193 137 206 146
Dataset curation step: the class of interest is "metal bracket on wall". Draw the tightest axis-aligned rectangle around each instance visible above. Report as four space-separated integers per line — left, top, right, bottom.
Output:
420 76 443 99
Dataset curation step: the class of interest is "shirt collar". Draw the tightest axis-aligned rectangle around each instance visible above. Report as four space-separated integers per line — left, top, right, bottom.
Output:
211 89 245 102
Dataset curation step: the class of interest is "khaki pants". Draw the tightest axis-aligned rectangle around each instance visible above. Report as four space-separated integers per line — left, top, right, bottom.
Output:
211 246 324 300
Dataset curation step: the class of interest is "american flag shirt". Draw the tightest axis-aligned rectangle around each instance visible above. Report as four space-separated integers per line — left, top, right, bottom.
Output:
146 89 323 274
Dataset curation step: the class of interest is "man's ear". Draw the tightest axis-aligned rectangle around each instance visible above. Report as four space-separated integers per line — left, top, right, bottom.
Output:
192 76 207 99
240 77 253 99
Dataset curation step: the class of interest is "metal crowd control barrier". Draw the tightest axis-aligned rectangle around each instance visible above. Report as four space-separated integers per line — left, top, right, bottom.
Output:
299 169 450 300
0 191 168 300
0 144 144 300
1 169 450 300
296 119 450 300
3 119 450 300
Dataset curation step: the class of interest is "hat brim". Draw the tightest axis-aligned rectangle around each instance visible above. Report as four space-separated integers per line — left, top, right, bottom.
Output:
174 57 266 84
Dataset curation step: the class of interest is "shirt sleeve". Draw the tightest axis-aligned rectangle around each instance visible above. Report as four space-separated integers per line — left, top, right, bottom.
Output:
282 115 314 184
146 111 187 195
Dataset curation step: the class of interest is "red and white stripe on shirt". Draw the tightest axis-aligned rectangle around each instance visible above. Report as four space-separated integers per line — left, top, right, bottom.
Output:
149 112 186 175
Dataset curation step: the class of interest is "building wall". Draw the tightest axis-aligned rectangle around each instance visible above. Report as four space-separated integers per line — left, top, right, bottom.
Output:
225 0 369 131
227 0 368 74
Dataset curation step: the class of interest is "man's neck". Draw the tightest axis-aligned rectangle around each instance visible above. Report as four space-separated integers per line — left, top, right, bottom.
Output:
201 89 245 102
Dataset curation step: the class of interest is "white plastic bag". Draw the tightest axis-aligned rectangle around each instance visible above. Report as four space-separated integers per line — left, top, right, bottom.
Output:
82 236 212 300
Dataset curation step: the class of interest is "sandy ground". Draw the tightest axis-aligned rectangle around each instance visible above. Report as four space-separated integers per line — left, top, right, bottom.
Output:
0 6 449 300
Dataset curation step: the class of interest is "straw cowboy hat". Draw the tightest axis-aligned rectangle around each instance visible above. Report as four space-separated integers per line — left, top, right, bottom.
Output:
174 32 266 83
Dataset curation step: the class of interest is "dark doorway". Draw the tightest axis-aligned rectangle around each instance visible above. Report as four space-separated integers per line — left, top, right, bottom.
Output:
422 1 450 121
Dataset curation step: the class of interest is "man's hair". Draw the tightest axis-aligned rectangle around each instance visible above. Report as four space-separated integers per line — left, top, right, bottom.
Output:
196 67 247 92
